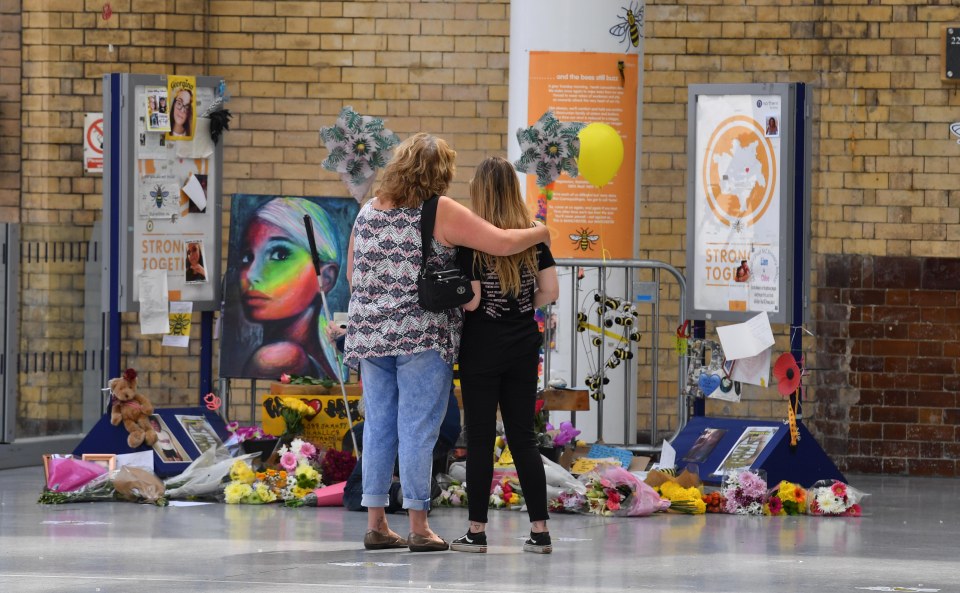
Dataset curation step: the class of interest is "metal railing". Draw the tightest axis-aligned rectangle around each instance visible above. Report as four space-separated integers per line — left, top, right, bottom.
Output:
546 258 687 454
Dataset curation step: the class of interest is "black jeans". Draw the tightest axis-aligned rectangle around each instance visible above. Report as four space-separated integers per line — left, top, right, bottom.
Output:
460 347 548 524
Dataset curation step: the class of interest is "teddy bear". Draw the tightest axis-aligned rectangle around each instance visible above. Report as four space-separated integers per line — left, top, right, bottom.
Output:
109 368 158 448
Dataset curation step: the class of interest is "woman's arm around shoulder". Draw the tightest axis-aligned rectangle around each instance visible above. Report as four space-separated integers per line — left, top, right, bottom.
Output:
534 265 559 308
434 196 549 256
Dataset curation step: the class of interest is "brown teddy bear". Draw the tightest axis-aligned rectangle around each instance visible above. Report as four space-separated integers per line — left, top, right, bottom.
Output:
109 368 158 448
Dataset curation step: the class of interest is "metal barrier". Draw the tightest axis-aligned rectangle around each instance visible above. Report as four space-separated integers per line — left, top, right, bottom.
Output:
545 258 688 454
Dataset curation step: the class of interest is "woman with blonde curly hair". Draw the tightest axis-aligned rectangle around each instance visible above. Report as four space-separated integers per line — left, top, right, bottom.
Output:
344 134 550 552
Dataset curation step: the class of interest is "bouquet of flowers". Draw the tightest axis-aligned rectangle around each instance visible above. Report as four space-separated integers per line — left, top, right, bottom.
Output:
490 475 524 509
435 479 468 507
320 448 356 485
702 491 725 513
279 373 336 389
534 399 582 449
581 465 670 517
765 480 807 516
721 469 767 515
225 422 273 443
659 481 706 514
224 438 322 504
808 479 865 516
549 489 588 514
276 438 323 499
223 460 283 504
276 397 318 437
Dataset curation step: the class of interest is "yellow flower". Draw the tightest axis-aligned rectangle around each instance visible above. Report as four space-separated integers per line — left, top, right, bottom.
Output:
296 463 319 482
255 484 277 503
224 482 253 504
280 396 313 415
229 460 256 485
292 486 312 499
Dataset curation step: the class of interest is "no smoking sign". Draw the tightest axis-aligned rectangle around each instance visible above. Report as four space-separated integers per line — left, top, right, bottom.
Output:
84 112 103 173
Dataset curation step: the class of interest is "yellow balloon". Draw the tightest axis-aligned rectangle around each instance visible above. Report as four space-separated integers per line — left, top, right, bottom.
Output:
577 123 624 188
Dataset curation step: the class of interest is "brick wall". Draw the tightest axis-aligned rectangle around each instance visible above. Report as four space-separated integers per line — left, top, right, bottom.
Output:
0 0 20 221
9 0 960 474
13 0 511 426
642 0 960 476
816 255 960 477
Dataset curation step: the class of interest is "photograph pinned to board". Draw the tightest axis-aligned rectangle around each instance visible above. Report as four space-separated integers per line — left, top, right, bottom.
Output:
682 428 728 464
162 301 193 348
138 270 169 334
175 415 223 455
149 414 191 463
185 240 207 284
137 122 170 160
139 173 180 219
166 75 196 142
182 173 208 213
144 86 170 133
712 426 779 476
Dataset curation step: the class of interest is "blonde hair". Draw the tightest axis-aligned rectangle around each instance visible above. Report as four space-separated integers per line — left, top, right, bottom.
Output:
377 133 456 208
470 156 538 297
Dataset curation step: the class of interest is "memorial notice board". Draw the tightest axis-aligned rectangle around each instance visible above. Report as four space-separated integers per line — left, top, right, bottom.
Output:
102 73 223 313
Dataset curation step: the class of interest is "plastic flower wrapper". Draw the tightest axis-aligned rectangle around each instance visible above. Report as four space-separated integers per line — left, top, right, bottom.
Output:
764 480 807 516
39 466 168 507
164 445 258 500
542 452 586 502
807 479 866 517
579 465 669 517
721 469 767 515
433 474 468 508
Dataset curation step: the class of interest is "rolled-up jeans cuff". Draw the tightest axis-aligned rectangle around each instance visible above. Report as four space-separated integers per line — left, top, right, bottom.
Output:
361 494 390 508
403 497 431 511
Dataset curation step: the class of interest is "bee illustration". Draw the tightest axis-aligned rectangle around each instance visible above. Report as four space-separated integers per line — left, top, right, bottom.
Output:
732 219 745 233
569 227 600 251
609 2 643 51
617 60 626 85
150 184 169 209
169 313 190 336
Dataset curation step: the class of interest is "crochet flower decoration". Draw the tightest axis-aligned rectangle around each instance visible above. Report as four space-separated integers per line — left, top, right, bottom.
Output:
772 352 802 396
514 110 585 187
320 106 400 202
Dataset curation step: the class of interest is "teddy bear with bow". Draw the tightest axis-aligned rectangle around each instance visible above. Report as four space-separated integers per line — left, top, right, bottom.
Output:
109 368 158 448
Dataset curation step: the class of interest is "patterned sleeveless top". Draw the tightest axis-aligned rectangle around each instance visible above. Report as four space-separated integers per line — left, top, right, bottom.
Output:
344 200 462 369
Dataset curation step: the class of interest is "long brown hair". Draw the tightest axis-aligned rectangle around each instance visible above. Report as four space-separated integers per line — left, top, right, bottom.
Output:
377 133 456 208
470 156 538 297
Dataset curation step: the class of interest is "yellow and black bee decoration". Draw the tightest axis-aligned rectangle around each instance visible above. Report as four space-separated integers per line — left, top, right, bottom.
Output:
569 227 600 251
609 2 644 51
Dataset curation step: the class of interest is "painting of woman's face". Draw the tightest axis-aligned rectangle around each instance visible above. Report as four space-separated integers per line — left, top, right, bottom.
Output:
239 219 319 322
187 242 202 264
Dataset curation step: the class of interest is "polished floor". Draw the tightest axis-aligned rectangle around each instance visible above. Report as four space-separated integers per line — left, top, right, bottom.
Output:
0 466 957 593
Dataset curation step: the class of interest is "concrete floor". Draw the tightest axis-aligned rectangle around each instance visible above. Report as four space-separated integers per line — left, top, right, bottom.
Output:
0 466 957 593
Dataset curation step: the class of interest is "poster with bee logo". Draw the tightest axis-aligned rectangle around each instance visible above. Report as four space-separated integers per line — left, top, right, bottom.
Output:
525 51 639 259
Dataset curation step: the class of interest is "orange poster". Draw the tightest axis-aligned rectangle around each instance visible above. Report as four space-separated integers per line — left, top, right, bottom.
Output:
527 51 639 259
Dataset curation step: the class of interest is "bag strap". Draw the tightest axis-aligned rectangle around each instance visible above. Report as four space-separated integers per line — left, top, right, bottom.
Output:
419 195 439 277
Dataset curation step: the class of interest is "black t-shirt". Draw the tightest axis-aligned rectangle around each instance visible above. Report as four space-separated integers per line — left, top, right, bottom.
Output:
456 243 555 364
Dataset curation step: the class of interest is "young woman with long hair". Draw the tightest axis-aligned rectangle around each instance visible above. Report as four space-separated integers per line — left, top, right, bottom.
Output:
450 156 560 554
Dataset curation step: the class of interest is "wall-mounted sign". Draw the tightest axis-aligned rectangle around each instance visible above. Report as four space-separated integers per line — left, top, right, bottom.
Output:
84 113 103 173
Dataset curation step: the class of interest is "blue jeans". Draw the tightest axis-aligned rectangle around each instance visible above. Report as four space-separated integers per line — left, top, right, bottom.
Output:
359 350 452 511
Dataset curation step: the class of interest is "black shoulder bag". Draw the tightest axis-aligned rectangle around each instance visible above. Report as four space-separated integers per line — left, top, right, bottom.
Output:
417 195 474 312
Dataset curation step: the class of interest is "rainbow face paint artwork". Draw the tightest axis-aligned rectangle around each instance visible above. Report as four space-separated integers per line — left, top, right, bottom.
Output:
221 195 359 381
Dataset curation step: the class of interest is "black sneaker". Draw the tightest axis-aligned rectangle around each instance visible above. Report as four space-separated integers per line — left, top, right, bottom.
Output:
523 531 552 554
450 531 487 553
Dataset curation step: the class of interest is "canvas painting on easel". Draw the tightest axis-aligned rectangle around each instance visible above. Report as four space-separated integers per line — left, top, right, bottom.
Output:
220 195 359 380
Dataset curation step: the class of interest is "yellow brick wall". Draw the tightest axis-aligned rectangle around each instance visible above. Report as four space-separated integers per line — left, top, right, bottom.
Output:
11 0 960 434
0 1 20 221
